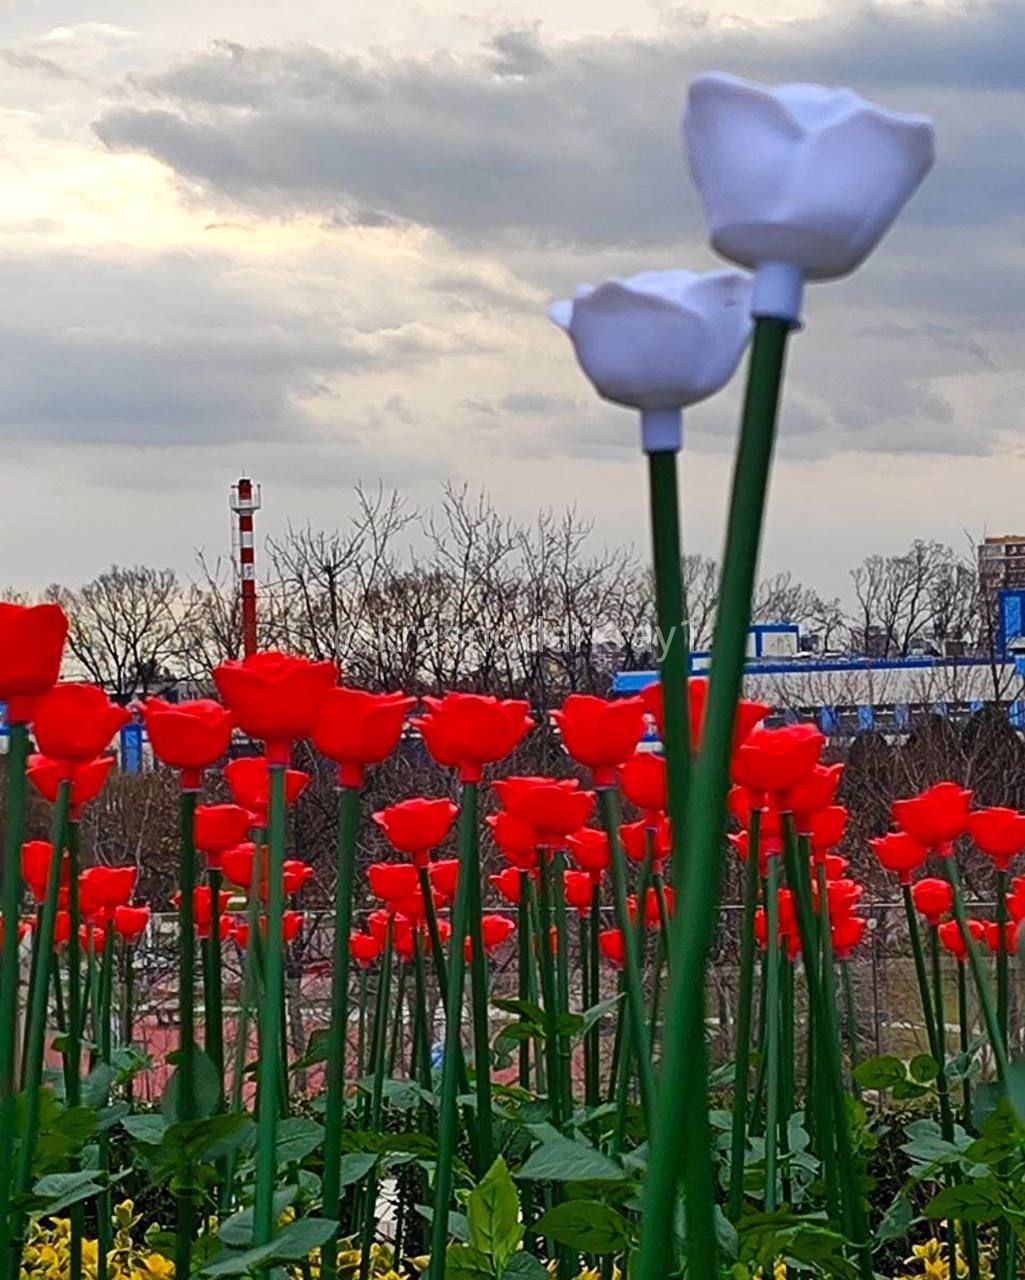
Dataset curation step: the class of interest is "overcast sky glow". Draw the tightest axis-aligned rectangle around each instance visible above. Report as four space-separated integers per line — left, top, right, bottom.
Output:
0 0 1021 599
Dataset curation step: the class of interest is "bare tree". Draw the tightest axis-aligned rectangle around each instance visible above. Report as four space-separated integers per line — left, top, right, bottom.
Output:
46 565 186 702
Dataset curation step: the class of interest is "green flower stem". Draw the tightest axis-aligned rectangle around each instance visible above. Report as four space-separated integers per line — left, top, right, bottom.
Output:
523 878 547 1096
927 924 955 1138
646 446 692 886
388 958 409 1076
942 859 1009 1083
763 856 782 1213
728 813 761 1219
205 865 226 1093
782 822 869 1273
359 915 393 1280
636 317 791 1280
175 788 199 1279
587 883 601 1107
356 967 368 1081
321 784 360 1280
412 932 433 1095
597 788 654 1126
66 820 83 1101
996 868 1009 1046
254 764 288 1247
840 962 861 1097
902 885 939 1057
649 930 665 1059
96 925 115 1280
13 779 71 1271
779 946 794 1207
520 873 535 1091
652 873 671 955
607 969 625 1104
0 720 29 1274
957 961 972 1127
52 961 65 1035
536 851 566 1129
464 803 494 1170
20 916 44 1086
552 848 573 1121
429 780 479 1280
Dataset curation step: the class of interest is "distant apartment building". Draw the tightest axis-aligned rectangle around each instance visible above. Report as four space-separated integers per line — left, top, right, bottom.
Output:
979 534 1025 602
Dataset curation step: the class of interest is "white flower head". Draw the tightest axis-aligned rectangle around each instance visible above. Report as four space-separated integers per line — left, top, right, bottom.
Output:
684 72 935 281
549 268 753 420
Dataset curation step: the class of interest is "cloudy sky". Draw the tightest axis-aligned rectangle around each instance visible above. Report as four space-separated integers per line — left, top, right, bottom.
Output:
0 0 1021 599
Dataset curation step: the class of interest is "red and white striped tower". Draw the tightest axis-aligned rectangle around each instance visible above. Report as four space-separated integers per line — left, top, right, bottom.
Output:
230 477 261 657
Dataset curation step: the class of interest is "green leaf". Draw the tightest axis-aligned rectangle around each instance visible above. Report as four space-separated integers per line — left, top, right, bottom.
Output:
1005 1058 1025 1123
909 1054 939 1084
891 1080 929 1101
276 1117 325 1166
532 1200 630 1254
925 1180 1004 1223
161 1049 223 1122
875 1193 916 1244
81 1063 118 1108
517 1134 625 1183
29 1169 104 1214
467 1157 523 1269
415 1204 471 1243
900 1120 963 1165
444 1244 495 1280
852 1055 906 1090
292 1027 330 1071
491 998 545 1025
338 1153 377 1187
501 1253 548 1280
580 995 621 1035
218 1188 299 1249
201 1216 336 1275
123 1114 168 1144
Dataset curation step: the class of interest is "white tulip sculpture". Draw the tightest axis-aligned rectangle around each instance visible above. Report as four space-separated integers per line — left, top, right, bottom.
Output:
550 267 752 1136
636 75 935 1280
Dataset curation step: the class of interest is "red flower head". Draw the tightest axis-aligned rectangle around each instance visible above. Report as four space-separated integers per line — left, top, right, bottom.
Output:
628 886 674 929
1008 875 1025 923
832 914 867 960
492 776 595 846
0 602 68 721
779 763 845 829
939 917 985 962
486 811 539 870
367 909 414 954
490 866 534 905
911 877 953 926
618 752 666 816
194 804 253 869
807 805 848 853
367 862 421 904
27 754 114 817
465 914 515 959
51 912 70 949
350 931 382 967
22 840 65 904
985 920 1018 955
33 684 131 768
280 860 314 897
313 687 415 786
732 724 825 798
566 827 610 876
113 905 150 943
728 786 782 839
234 911 303 948
213 651 337 762
551 694 646 786
892 782 972 855
80 866 137 920
372 797 459 867
141 697 233 788
563 869 596 915
172 886 232 938
823 853 849 881
968 807 1025 871
223 757 310 826
413 693 531 781
620 815 671 866
641 678 769 755
221 843 257 891
728 830 780 876
598 927 626 969
870 831 929 885
80 922 108 953
821 877 863 922
428 858 460 903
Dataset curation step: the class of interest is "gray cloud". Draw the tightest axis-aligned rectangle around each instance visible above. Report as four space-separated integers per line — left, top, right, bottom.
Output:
92 6 1025 251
